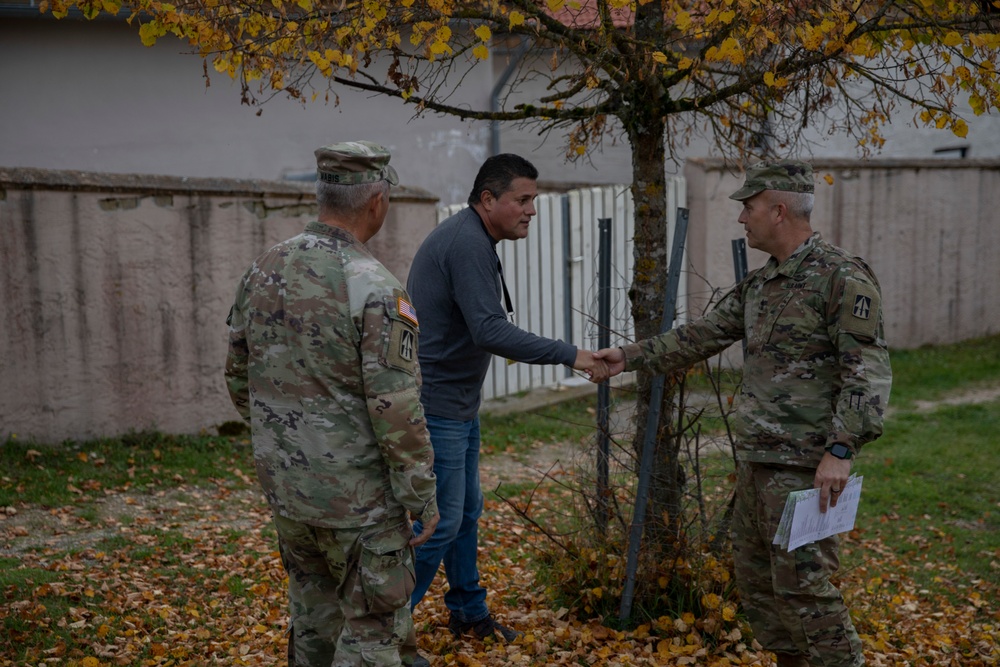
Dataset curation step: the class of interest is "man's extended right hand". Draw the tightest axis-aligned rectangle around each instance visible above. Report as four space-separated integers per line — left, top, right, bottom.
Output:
592 347 626 380
574 349 611 383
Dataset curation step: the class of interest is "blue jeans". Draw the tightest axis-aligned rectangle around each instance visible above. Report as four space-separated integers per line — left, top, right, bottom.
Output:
410 414 488 623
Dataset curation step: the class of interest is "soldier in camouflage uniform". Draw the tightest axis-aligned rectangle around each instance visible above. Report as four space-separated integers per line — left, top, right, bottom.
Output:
225 141 439 667
595 161 891 667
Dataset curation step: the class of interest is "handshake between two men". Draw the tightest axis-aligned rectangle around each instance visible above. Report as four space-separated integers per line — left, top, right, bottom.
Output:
572 347 626 385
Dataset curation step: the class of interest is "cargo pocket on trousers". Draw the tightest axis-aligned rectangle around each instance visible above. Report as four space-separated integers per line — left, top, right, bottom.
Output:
359 526 414 615
361 645 403 667
801 608 863 665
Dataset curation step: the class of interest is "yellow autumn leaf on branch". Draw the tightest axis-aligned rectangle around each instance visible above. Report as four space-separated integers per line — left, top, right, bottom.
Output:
675 11 691 31
652 51 669 65
473 44 489 60
305 48 329 74
475 25 491 42
943 31 964 47
970 94 986 115
509 10 525 29
430 39 452 55
952 118 969 137
138 21 165 47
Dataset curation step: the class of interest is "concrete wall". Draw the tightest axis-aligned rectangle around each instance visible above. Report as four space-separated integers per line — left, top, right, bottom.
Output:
0 168 438 444
684 158 1000 351
4 159 999 444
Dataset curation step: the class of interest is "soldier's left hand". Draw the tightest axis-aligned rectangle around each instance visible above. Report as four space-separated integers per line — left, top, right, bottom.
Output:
409 512 439 547
814 453 852 514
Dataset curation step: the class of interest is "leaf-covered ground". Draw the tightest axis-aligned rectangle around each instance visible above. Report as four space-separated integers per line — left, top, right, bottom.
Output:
1 469 996 667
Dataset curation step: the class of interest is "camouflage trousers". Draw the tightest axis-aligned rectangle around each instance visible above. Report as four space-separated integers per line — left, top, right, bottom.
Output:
273 514 418 667
732 462 864 667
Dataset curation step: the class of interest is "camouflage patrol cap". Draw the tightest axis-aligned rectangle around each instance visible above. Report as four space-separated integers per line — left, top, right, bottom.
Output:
315 140 399 186
729 160 814 201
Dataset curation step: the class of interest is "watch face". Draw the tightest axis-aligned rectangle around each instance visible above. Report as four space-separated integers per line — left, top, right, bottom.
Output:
830 444 851 459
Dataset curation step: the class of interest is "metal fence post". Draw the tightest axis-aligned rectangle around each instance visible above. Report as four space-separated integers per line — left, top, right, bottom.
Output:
619 207 690 624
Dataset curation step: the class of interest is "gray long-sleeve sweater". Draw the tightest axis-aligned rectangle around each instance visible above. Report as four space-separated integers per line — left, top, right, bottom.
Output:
406 207 577 420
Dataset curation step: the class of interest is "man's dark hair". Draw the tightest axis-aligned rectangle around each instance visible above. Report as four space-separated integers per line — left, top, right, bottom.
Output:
467 154 539 207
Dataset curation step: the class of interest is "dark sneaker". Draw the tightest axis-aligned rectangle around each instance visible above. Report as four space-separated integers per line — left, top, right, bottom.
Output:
410 653 431 667
448 613 522 643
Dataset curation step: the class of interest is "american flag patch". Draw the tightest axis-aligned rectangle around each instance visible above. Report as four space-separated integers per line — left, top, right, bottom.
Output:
398 297 419 326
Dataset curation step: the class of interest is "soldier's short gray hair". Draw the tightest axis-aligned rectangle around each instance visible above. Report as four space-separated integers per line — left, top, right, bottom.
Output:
775 190 814 220
316 179 389 216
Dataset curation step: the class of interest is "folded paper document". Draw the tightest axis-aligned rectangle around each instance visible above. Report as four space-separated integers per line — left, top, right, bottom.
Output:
773 474 863 551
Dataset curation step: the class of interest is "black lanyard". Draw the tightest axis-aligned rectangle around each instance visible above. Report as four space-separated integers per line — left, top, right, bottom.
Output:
477 215 515 320
496 255 515 320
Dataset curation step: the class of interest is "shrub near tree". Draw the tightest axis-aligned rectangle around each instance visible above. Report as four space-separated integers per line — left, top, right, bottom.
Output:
41 0 1000 619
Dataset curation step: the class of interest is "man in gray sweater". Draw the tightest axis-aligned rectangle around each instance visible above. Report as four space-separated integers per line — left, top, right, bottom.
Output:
406 154 606 664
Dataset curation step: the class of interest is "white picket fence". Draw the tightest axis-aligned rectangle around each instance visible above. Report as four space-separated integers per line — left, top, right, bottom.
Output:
437 180 687 401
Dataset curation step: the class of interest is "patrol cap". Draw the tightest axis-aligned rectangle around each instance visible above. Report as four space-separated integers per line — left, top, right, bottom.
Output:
729 160 814 201
315 140 399 186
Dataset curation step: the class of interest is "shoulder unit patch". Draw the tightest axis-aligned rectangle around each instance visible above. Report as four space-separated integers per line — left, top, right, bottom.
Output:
841 278 879 340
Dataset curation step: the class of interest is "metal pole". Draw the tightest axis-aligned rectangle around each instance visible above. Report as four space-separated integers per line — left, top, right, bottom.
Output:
596 218 612 533
619 207 689 624
731 238 748 357
562 196 574 378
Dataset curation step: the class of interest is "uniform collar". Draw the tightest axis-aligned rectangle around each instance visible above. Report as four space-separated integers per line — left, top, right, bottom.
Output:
762 232 821 279
306 220 358 244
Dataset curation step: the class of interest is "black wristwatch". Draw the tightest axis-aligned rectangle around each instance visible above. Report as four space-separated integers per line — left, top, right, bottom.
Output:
826 443 854 460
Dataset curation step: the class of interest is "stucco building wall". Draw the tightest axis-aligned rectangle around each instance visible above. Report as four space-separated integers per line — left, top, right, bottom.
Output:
0 168 438 443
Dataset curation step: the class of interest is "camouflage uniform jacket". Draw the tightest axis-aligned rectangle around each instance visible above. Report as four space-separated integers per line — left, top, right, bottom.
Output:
225 221 438 529
623 233 891 467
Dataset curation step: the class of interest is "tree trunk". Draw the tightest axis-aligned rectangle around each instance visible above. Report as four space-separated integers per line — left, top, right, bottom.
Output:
626 116 685 557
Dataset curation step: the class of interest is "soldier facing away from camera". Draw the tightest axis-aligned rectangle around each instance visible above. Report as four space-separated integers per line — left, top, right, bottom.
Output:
225 141 438 667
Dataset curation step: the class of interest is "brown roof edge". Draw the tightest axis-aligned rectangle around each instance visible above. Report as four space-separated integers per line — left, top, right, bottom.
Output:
0 166 439 202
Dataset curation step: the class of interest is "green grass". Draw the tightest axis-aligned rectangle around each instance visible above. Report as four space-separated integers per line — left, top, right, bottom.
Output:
887 333 1000 408
0 430 255 507
850 401 999 591
480 394 597 456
